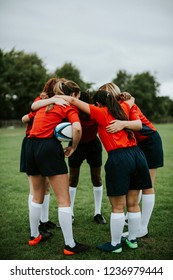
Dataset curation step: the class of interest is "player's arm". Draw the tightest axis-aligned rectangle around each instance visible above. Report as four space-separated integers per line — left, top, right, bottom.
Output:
106 119 142 133
54 95 90 114
64 121 82 158
71 121 82 150
31 97 69 111
21 112 35 124
106 100 142 133
22 114 30 123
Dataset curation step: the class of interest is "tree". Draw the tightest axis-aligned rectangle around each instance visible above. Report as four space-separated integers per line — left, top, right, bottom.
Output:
112 70 132 91
128 72 160 119
54 62 93 91
112 70 160 120
0 48 48 119
153 96 173 122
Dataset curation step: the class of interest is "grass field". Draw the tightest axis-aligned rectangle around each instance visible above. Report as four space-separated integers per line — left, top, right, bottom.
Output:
0 124 173 260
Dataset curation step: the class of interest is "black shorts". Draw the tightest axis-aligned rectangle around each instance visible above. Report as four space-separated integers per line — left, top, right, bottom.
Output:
20 135 28 172
26 137 68 176
68 137 102 168
138 131 164 169
105 146 152 196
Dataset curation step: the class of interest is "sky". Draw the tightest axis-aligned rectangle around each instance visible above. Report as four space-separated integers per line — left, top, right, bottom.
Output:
0 0 173 99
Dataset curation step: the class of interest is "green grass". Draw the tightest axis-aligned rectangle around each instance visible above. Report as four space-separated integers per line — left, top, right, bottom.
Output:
0 124 173 260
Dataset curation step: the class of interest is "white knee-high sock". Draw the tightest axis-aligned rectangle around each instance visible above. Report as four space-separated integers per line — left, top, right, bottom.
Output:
69 187 77 216
141 194 155 231
28 194 33 211
110 212 125 246
40 194 50 223
30 201 42 238
58 207 75 247
128 212 141 240
93 186 103 216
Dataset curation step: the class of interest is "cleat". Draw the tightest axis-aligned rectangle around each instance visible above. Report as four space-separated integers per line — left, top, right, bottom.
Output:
40 220 57 230
125 238 138 249
39 224 53 240
28 234 42 246
40 230 53 240
94 214 107 224
97 242 122 253
124 219 128 226
64 242 89 255
39 223 54 237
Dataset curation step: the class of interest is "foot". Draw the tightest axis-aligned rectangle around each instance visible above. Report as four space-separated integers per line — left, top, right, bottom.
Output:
28 234 42 246
40 220 58 230
94 214 106 224
125 238 138 249
39 224 53 239
64 242 89 255
97 242 122 253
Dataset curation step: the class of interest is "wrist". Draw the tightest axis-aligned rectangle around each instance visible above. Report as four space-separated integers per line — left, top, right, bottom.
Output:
123 121 128 129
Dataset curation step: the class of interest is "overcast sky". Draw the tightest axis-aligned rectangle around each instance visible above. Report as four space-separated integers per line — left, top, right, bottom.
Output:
0 0 173 99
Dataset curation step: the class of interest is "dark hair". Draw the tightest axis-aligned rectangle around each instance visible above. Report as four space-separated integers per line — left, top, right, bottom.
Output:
80 91 93 104
93 90 134 139
78 91 94 121
61 81 80 96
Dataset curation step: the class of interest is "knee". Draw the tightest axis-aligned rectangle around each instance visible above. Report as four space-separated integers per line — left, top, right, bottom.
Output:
127 205 140 212
91 175 102 186
142 188 155 195
112 202 126 213
69 176 78 187
127 200 140 212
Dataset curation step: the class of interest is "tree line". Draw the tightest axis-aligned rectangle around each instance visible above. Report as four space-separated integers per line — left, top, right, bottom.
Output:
0 48 172 123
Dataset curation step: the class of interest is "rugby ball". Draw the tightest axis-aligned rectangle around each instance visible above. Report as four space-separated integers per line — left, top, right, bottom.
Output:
54 122 72 142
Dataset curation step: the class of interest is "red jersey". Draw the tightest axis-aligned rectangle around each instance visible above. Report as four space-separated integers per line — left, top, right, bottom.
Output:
25 96 41 136
89 102 137 152
130 104 156 143
80 116 98 143
25 111 36 135
29 105 80 138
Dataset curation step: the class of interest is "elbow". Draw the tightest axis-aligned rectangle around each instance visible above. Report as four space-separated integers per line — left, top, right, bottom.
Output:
31 104 36 111
137 120 142 130
72 122 82 135
21 115 28 123
21 117 25 123
70 97 76 104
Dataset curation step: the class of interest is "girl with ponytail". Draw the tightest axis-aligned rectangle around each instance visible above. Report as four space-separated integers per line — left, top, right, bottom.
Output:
53 88 152 254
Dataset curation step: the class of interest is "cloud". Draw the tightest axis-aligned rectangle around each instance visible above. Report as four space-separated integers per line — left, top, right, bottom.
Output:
0 0 173 99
